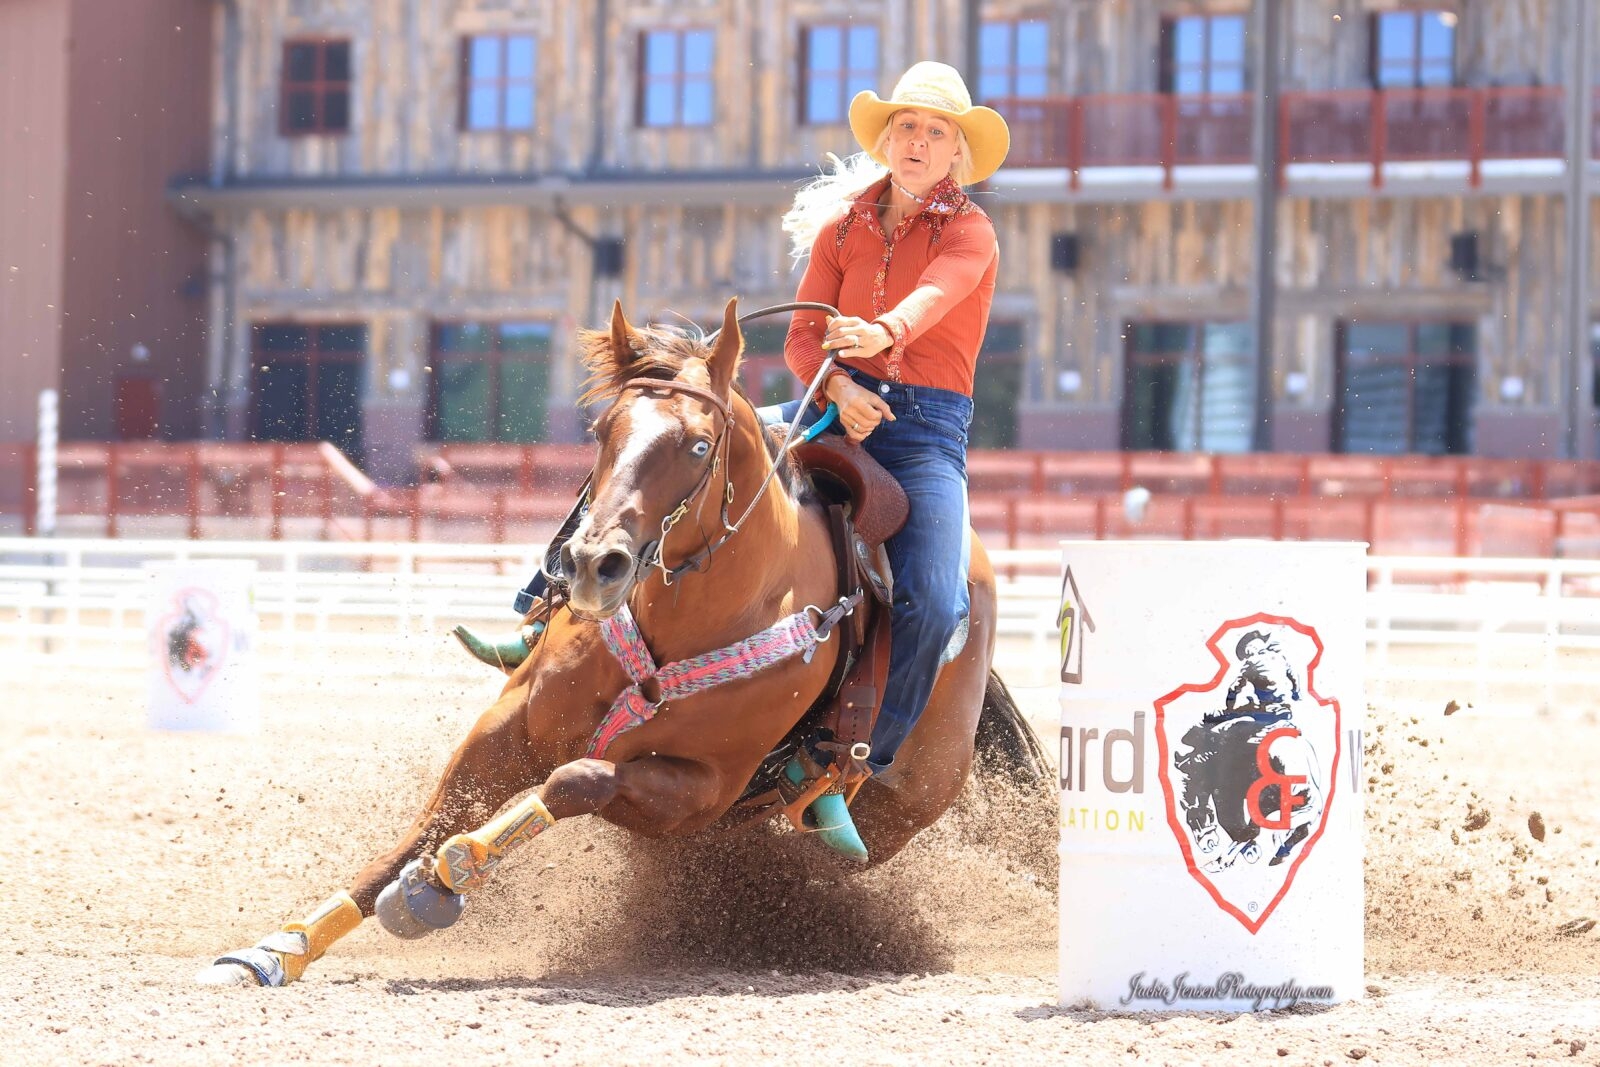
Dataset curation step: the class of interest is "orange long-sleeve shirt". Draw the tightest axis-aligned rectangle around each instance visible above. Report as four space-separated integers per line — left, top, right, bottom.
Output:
784 175 998 398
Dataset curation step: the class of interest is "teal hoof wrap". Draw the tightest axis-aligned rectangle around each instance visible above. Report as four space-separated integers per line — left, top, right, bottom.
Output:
451 623 539 671
783 757 869 863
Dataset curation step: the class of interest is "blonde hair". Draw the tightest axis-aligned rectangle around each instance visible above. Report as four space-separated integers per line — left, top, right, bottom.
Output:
781 111 975 261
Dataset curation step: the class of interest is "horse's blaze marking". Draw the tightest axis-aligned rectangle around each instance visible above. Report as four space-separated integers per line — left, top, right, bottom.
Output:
613 399 679 477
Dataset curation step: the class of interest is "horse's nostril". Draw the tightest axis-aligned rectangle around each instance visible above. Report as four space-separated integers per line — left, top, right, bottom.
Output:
596 549 633 585
559 542 577 575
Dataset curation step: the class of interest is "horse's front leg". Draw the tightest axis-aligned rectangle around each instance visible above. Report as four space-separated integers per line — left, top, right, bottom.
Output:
197 688 543 988
421 755 722 898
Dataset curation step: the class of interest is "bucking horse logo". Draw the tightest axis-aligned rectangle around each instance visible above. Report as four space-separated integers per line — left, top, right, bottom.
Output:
1154 614 1341 934
158 588 232 704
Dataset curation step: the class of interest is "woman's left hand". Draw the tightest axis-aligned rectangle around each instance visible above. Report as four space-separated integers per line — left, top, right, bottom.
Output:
823 316 892 360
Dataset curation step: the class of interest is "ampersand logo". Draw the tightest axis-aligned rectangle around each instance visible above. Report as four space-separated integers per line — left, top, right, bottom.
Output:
1154 614 1341 934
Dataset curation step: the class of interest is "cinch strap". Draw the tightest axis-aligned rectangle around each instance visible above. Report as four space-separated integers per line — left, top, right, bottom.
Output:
588 602 824 759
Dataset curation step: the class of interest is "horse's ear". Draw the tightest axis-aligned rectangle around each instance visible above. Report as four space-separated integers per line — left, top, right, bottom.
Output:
707 297 742 398
609 299 643 366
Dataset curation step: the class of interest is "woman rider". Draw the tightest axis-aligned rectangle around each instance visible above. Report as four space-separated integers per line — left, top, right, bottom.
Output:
769 61 1008 859
454 61 1009 862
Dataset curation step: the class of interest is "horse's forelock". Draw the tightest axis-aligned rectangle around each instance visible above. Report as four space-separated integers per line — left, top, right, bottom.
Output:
573 323 805 498
576 323 711 407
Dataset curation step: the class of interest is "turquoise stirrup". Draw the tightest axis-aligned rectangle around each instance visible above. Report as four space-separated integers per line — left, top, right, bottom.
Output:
783 756 868 863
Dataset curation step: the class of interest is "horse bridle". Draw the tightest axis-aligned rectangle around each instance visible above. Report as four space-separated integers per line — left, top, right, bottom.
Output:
598 301 843 589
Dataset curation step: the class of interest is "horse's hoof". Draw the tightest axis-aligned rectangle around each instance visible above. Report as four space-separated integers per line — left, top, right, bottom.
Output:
376 858 466 940
196 947 284 988
195 962 263 988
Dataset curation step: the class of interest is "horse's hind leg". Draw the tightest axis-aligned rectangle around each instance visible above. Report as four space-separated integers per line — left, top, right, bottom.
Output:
197 688 543 988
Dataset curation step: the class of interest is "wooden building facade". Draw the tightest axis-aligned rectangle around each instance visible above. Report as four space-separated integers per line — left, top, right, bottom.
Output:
172 0 1600 482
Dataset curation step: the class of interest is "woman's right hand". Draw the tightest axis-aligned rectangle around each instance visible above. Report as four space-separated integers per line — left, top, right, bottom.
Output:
825 376 896 443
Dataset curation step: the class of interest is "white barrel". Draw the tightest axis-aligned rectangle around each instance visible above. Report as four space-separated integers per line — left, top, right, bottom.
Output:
1057 541 1364 1011
145 560 260 733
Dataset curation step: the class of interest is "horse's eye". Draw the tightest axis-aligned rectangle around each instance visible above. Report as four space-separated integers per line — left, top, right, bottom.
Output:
689 439 712 458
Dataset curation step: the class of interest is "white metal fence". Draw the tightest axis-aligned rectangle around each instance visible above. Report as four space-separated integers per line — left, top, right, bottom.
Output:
5 538 1599 714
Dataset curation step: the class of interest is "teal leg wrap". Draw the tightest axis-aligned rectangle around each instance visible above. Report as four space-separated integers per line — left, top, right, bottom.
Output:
784 757 868 863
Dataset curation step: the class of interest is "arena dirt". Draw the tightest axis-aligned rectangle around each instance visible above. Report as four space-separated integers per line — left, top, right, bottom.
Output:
2 664 1597 1066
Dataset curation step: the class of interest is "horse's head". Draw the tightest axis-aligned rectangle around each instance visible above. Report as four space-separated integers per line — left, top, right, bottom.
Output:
562 298 747 618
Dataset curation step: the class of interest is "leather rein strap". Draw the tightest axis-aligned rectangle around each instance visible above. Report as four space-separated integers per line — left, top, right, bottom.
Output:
611 301 843 587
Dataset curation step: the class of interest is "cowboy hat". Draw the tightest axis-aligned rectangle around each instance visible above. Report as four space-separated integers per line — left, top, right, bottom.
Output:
848 61 1011 184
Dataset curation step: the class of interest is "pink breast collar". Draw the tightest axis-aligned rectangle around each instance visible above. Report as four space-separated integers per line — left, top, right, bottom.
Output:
587 602 828 759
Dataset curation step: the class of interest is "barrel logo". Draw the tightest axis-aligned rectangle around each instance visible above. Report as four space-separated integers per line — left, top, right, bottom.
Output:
1154 614 1341 933
156 588 233 704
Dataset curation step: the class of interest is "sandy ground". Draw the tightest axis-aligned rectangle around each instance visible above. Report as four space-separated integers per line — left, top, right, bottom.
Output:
3 656 1599 1067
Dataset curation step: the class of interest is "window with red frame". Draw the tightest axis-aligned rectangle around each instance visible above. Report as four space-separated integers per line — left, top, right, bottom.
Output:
637 29 714 127
281 39 352 135
1160 15 1247 95
1372 10 1457 89
977 19 1049 102
250 323 366 462
460 34 536 131
799 24 878 125
1122 321 1253 453
429 321 554 443
1335 321 1475 455
740 323 801 407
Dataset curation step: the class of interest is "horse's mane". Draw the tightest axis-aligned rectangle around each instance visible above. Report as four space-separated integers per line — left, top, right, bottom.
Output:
576 322 807 501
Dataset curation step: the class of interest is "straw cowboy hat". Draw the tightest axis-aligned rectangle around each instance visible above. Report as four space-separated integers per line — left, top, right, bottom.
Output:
849 61 1011 183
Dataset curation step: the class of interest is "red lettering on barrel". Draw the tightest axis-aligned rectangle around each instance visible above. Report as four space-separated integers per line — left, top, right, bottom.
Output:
1245 727 1306 830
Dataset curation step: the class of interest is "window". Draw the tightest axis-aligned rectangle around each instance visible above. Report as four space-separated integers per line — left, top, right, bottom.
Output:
978 19 1049 101
1122 322 1253 452
1162 15 1247 95
1335 322 1475 455
638 29 714 127
740 323 800 407
1372 11 1457 89
281 40 352 135
973 321 1026 448
250 324 366 460
430 322 554 443
460 34 536 131
800 24 878 124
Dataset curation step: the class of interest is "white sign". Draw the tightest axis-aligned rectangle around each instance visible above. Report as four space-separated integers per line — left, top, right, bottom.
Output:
1058 540 1365 1011
145 561 260 733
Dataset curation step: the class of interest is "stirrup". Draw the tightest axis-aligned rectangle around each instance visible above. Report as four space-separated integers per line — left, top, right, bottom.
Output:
782 755 869 863
452 620 543 673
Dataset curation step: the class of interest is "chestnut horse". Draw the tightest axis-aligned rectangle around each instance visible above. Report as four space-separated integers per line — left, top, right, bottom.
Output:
199 299 1046 988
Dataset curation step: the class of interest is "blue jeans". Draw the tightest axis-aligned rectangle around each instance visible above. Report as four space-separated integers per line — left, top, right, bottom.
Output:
760 368 972 773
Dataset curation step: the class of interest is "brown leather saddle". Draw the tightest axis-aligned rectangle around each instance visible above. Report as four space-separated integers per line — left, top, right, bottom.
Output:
732 430 908 826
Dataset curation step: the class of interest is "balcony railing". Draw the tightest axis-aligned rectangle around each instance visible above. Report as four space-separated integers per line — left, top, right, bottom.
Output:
995 86 1581 191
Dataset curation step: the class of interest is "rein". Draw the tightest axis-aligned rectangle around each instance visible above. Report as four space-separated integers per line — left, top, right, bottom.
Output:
612 301 843 588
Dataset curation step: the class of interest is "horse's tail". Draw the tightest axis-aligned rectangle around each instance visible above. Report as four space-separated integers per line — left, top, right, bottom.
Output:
973 670 1054 787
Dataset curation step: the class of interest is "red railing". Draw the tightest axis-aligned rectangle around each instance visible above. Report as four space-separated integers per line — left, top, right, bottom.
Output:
997 86 1575 190
0 441 412 541
1000 93 1252 189
6 443 1600 557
